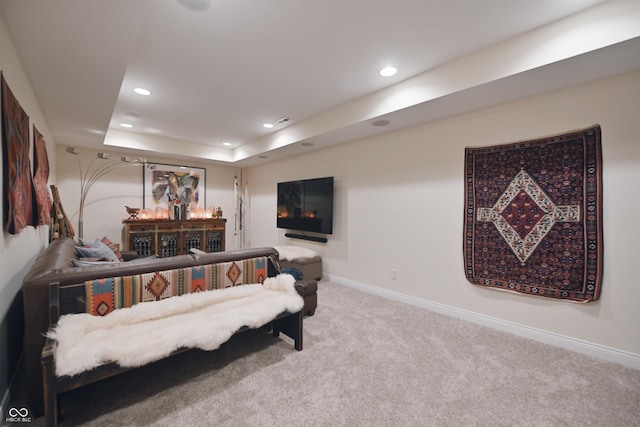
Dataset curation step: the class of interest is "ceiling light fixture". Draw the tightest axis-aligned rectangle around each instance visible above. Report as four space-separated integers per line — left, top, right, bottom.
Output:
262 123 274 129
223 142 232 146
120 123 133 128
379 66 397 77
134 87 152 96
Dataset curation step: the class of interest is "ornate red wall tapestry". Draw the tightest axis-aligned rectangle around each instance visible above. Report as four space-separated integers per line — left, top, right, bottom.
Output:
33 126 52 226
464 125 603 302
2 73 36 234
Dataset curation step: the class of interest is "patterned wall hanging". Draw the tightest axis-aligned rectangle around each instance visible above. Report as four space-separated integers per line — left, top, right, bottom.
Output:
33 125 52 226
463 125 603 302
2 72 36 234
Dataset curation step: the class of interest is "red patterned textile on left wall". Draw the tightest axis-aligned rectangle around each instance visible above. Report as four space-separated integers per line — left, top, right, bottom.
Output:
33 125 52 226
1 72 36 234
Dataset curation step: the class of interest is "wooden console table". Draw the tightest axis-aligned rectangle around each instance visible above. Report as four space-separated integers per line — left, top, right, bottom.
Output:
123 218 226 257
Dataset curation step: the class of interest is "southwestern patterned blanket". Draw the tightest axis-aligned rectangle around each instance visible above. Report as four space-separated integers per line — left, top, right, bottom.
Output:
463 125 603 302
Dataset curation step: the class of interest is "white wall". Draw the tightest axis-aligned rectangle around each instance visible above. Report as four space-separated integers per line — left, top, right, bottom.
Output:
246 70 640 359
0 12 56 412
54 146 241 249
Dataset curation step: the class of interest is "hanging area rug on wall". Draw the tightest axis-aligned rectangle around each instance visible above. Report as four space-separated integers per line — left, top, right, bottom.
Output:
463 125 603 302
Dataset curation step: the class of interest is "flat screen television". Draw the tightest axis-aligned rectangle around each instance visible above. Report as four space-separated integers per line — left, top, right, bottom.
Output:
277 176 334 235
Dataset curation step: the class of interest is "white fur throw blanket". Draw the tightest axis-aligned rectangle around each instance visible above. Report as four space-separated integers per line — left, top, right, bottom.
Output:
274 245 318 261
47 274 303 377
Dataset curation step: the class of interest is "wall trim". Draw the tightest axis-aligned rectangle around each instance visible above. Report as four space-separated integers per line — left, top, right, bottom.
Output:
326 274 640 370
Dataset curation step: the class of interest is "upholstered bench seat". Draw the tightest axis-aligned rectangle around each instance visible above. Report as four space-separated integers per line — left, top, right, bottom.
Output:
281 256 322 281
275 246 323 282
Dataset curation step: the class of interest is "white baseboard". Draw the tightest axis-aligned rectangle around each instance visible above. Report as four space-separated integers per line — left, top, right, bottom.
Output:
326 274 640 370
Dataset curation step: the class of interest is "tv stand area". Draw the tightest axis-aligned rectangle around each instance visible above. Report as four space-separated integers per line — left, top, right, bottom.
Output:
285 233 328 243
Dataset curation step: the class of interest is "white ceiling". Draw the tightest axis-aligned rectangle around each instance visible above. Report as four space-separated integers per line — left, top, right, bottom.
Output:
1 0 639 167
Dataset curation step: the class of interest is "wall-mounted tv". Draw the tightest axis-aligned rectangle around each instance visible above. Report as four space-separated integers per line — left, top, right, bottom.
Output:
277 176 334 235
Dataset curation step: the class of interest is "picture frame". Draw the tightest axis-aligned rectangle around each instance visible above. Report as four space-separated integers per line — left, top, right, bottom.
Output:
143 162 206 212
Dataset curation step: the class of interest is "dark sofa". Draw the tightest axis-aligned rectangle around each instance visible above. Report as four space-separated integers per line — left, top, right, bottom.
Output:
22 237 317 417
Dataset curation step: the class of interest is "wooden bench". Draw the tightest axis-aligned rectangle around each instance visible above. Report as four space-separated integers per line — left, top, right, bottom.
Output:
41 281 303 427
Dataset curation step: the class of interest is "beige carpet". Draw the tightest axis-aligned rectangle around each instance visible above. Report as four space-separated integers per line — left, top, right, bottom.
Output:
11 281 640 426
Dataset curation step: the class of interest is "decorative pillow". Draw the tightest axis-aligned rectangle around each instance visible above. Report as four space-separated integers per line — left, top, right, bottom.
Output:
77 237 92 246
126 254 160 264
77 236 124 261
78 257 111 262
76 240 120 262
101 236 124 261
71 254 157 267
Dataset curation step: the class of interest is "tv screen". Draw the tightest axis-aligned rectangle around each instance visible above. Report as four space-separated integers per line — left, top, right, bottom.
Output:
277 176 334 235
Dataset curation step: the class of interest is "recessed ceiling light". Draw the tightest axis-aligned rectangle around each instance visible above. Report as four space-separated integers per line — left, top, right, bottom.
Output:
120 123 133 128
223 142 232 146
258 155 268 159
134 87 152 96
263 123 274 129
372 119 390 127
379 66 397 77
301 142 314 147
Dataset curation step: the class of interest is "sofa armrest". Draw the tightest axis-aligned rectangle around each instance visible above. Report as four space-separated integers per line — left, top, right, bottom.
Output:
295 279 317 297
294 279 317 316
121 251 140 261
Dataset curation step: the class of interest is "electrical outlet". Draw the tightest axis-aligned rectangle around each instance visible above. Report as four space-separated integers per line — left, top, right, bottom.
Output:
391 269 397 280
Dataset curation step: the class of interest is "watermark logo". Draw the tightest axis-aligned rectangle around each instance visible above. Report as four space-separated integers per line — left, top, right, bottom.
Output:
5 407 31 423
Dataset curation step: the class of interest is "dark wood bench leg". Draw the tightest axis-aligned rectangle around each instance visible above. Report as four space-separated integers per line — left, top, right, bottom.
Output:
43 282 61 427
272 311 303 351
42 359 58 427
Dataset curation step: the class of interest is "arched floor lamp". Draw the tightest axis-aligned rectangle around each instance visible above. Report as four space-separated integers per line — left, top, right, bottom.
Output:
66 147 151 239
